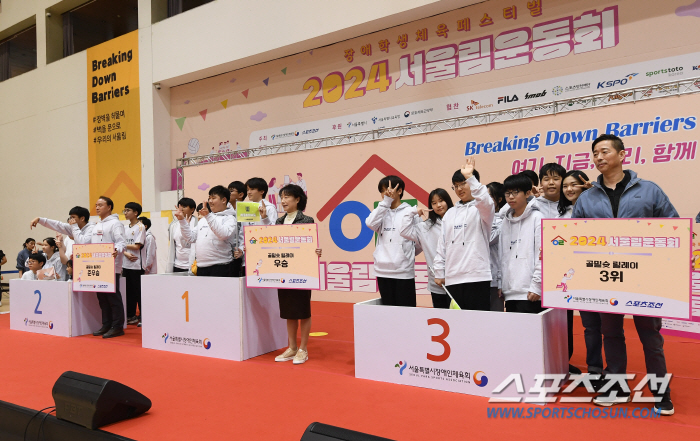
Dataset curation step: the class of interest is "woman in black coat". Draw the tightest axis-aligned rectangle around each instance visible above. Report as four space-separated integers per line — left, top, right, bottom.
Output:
260 184 321 365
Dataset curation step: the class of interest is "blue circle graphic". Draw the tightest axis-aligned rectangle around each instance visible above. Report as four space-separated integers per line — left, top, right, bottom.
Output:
329 201 374 252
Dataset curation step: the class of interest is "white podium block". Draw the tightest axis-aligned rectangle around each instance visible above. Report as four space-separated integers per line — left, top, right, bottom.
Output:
141 275 287 361
10 279 128 337
354 300 567 401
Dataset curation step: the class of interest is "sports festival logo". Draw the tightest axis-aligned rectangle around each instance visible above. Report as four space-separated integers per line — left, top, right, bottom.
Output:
203 338 212 350
474 371 489 387
395 360 408 375
565 294 572 303
162 332 169 343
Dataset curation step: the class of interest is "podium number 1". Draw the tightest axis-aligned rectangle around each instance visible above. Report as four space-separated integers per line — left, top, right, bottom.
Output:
34 290 43 315
182 291 189 322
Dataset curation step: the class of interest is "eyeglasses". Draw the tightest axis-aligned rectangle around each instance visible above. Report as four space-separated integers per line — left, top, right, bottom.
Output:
504 190 522 198
451 182 468 190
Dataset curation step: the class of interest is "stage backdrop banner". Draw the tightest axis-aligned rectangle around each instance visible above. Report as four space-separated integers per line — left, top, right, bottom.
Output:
542 218 693 319
244 224 320 290
72 243 116 293
87 30 141 214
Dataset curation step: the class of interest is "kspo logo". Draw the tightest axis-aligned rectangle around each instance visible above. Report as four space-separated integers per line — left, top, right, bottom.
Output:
316 155 429 252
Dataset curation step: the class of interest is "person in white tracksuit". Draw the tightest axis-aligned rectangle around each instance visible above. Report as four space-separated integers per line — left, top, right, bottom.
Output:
366 175 420 307
433 158 495 311
29 206 95 251
227 181 247 276
167 197 198 273
240 178 278 276
399 188 454 309
497 174 544 314
486 182 507 312
535 163 567 219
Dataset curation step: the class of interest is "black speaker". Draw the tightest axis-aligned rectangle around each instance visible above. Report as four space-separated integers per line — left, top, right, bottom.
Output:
300 422 395 441
52 371 151 430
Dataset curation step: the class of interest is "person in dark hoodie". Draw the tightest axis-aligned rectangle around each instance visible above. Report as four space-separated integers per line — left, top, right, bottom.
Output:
573 134 677 415
497 173 543 313
365 175 420 307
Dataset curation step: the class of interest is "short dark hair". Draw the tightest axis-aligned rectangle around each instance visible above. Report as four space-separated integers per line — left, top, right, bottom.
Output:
23 238 36 248
539 163 567 182
279 184 308 211
558 170 590 215
592 133 625 152
504 174 534 193
124 202 142 216
208 185 230 204
246 177 268 198
68 206 90 223
427 188 454 226
486 182 506 210
452 169 480 183
66 259 73 268
138 216 152 230
196 203 204 212
228 181 247 200
28 253 46 266
521 170 539 186
44 237 58 252
378 175 405 195
98 196 114 210
178 197 196 210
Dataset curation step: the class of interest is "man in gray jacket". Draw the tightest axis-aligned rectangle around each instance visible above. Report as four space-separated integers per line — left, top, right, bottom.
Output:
573 134 677 415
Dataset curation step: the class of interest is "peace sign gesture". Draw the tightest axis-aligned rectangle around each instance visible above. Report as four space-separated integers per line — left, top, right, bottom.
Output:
199 199 210 217
575 180 593 190
385 181 401 199
461 157 476 180
173 204 185 221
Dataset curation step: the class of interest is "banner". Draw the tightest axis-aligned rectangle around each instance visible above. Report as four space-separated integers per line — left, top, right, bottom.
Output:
542 218 692 319
87 30 141 214
244 224 320 289
73 243 116 293
236 202 260 222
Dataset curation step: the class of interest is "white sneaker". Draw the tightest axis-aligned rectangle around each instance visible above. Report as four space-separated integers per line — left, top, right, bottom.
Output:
593 392 631 407
275 347 298 362
293 349 308 364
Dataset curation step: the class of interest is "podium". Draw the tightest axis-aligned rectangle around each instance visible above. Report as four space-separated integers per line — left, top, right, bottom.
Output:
354 299 567 401
140 275 287 361
9 279 127 337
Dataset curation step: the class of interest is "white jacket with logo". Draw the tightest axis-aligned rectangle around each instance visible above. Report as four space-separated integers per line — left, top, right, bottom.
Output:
365 196 418 279
400 209 443 293
143 231 157 274
91 214 127 273
497 199 543 301
535 196 559 218
180 207 237 268
433 176 494 285
167 216 197 272
39 218 95 244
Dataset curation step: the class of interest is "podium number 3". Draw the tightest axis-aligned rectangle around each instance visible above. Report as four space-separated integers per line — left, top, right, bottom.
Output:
34 290 43 315
427 318 450 362
182 291 189 322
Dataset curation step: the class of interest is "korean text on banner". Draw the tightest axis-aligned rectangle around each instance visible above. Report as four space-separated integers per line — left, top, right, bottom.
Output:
542 218 692 319
87 30 141 215
236 202 261 222
72 243 116 293
244 224 320 290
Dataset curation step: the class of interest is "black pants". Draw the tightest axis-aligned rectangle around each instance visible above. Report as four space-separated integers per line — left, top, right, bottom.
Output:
231 258 243 277
490 286 504 312
96 274 125 329
580 311 604 374
123 268 144 318
197 261 234 277
431 292 450 309
600 313 670 396
173 267 188 273
445 281 490 311
567 309 574 360
377 277 416 307
505 299 545 314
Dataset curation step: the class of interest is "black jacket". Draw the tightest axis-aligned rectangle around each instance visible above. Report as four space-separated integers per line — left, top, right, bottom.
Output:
275 211 315 225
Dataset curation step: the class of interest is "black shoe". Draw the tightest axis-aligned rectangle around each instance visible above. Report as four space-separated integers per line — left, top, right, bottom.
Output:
102 327 125 338
593 390 631 407
569 364 582 375
127 316 140 325
654 394 674 416
92 325 110 336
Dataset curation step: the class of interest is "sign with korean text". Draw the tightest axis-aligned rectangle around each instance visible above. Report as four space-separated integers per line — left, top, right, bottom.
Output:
542 218 693 319
236 202 260 222
244 224 320 289
72 243 116 293
87 30 141 215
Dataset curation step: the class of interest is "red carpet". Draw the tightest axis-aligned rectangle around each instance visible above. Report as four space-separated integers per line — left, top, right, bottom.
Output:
2 303 700 440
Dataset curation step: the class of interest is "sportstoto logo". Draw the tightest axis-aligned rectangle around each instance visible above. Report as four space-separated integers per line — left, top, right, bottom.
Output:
524 90 546 100
301 128 319 135
24 318 54 329
597 73 638 89
552 86 563 96
395 360 408 375
646 66 683 77
565 295 572 303
497 94 518 104
203 338 212 350
162 332 169 343
474 371 489 387
288 278 308 284
551 236 567 245
610 298 619 306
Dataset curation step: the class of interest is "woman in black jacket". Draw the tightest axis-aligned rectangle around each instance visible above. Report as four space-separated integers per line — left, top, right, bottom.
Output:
260 184 321 365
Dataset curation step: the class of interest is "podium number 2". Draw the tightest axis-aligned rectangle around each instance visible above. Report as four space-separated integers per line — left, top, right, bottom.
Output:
427 318 450 362
34 290 43 315
182 291 189 322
